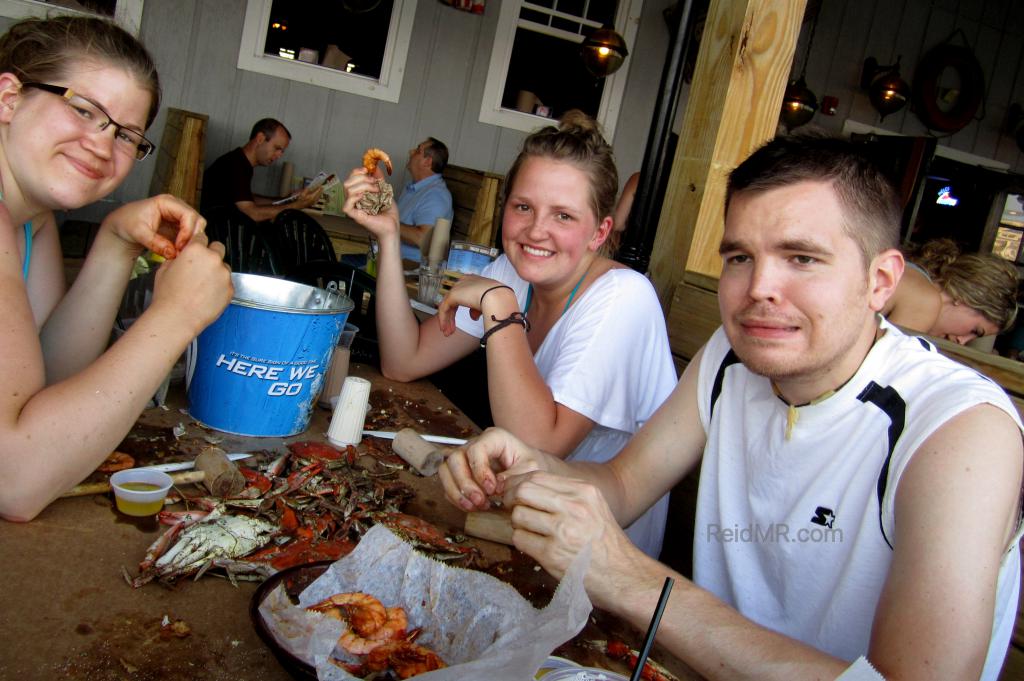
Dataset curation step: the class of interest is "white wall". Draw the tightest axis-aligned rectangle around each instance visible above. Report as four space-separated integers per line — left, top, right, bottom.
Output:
790 0 1024 172
66 0 674 223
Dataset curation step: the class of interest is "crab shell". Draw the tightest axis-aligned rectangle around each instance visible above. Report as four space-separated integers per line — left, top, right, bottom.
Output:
135 511 277 585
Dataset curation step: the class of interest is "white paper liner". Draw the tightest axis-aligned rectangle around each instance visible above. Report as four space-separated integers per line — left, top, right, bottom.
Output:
836 657 886 680
258 524 593 681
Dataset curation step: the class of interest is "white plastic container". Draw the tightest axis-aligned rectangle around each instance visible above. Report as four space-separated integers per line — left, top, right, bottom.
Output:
109 468 173 516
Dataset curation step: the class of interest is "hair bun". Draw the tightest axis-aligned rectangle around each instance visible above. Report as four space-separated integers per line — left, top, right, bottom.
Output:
912 238 961 278
558 109 601 136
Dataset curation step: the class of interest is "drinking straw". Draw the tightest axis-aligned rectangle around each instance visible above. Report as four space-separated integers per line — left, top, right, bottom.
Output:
629 576 675 681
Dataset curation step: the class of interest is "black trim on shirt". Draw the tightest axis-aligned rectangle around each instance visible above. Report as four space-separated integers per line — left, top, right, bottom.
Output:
856 381 907 550
709 350 741 422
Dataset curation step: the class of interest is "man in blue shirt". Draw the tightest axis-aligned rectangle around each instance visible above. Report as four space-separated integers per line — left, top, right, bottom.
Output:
396 138 454 262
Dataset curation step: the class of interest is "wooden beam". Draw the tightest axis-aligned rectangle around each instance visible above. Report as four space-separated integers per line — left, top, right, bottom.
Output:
649 0 807 304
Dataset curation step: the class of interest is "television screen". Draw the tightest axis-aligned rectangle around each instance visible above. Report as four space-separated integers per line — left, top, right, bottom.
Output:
909 157 1003 252
992 226 1023 262
935 185 960 207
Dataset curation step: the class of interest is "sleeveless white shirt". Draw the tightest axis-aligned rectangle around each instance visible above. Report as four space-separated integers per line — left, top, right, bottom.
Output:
694 321 1022 679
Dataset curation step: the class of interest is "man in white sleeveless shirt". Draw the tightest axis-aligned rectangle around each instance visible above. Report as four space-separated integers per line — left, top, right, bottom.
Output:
440 134 1024 680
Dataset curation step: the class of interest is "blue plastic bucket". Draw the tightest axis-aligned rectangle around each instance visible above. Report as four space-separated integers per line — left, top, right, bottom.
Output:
187 273 354 437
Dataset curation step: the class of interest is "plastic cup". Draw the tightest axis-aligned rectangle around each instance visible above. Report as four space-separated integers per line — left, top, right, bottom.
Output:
327 376 371 446
417 264 443 306
110 468 173 517
318 323 360 408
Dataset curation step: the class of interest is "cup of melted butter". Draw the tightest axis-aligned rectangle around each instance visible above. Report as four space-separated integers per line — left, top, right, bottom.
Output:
110 469 173 516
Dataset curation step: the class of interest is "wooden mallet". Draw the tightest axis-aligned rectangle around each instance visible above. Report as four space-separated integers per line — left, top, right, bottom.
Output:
464 510 515 546
391 428 447 476
195 446 246 498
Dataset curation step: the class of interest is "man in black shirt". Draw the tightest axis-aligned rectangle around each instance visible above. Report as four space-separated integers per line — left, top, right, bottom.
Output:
200 118 320 221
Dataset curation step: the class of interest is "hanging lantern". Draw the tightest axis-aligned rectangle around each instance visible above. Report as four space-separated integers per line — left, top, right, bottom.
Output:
581 27 629 78
781 77 819 130
861 57 911 120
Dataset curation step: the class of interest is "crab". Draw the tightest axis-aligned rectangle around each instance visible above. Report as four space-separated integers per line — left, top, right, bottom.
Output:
128 506 278 587
373 512 480 565
125 440 472 587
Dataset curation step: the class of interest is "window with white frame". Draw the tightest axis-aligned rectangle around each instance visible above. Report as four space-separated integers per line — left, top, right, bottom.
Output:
479 0 641 140
238 0 417 103
0 0 143 35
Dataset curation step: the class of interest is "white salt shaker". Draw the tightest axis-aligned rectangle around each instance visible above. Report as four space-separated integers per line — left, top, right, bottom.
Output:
327 376 371 446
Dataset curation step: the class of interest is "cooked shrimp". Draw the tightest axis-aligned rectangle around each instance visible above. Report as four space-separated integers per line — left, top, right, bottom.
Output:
306 592 386 637
339 606 408 654
364 641 447 679
363 148 393 176
369 607 408 641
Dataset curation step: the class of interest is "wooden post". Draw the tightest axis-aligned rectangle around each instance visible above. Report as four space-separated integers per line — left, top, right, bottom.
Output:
149 108 209 209
648 0 808 305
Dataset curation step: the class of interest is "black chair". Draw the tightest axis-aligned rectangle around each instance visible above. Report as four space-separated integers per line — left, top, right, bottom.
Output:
203 206 280 275
284 260 379 364
271 209 336 273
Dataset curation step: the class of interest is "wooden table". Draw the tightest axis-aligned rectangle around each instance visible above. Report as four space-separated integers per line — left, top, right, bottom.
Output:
0 364 698 681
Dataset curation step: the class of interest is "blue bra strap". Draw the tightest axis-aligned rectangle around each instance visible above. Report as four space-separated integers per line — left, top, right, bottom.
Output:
22 221 32 281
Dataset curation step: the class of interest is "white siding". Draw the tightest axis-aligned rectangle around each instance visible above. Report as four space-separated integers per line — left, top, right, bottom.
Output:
791 0 1024 172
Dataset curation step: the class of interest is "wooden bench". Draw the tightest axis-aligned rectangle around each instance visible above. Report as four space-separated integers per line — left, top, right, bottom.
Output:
442 164 504 248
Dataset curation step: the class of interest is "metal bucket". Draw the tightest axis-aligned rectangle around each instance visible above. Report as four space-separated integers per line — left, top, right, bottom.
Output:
187 273 354 437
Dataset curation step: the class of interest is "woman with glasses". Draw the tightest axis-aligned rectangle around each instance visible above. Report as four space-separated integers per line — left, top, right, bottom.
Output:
0 16 232 521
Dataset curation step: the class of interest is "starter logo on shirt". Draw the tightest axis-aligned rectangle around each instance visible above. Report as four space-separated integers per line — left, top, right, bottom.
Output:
811 506 836 529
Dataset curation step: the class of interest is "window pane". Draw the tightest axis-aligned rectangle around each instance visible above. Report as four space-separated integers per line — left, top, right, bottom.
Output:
263 0 395 79
520 7 550 25
500 27 605 121
585 0 616 24
551 16 582 33
556 0 584 20
37 0 115 15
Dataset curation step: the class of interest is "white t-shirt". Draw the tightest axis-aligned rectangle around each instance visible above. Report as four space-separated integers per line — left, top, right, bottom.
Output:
695 321 1023 679
455 255 677 557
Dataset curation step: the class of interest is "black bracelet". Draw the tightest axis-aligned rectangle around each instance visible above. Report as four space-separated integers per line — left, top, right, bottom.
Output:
479 284 514 308
480 312 530 348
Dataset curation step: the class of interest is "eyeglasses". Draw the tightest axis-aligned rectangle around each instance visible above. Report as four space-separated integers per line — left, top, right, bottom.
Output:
21 82 154 161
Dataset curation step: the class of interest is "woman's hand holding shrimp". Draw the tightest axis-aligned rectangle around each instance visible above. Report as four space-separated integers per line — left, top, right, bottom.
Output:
439 427 548 511
435 274 517 337
149 231 232 335
342 167 399 240
101 194 207 260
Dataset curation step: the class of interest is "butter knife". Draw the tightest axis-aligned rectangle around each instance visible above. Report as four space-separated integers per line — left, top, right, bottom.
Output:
140 452 253 473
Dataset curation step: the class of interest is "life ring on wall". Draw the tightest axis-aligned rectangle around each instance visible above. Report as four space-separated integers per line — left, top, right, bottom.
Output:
912 44 984 133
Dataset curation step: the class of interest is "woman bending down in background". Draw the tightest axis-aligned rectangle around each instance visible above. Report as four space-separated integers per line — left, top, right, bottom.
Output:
883 238 1018 345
